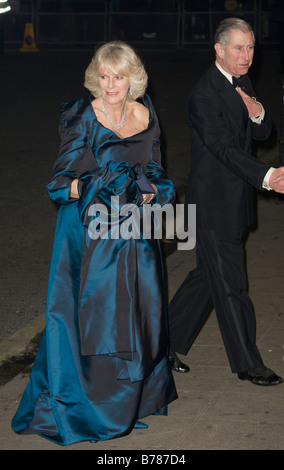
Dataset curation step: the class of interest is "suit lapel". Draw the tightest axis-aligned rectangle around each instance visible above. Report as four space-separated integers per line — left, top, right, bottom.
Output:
208 65 249 133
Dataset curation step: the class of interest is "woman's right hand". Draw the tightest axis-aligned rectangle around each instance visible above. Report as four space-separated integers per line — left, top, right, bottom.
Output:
70 179 80 199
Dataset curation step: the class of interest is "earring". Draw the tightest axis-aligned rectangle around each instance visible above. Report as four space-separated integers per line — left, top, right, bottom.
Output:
128 86 133 96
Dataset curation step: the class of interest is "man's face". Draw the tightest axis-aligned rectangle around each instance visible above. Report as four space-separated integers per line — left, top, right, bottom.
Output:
215 28 254 77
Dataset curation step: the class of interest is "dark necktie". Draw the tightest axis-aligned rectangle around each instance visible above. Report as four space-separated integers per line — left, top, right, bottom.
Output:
232 75 246 89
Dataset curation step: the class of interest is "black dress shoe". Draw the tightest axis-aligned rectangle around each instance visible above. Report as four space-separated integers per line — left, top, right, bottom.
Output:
238 369 283 386
169 354 190 373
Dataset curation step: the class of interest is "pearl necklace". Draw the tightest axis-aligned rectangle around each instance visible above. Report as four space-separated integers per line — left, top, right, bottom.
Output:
101 97 126 130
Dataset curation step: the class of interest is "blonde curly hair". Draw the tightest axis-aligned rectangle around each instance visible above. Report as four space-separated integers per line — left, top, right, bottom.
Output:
84 41 148 101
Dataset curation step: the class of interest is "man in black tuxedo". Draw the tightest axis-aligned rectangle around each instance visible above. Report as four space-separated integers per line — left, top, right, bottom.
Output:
169 18 284 386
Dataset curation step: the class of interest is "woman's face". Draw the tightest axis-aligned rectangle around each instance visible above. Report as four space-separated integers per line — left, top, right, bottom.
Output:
98 66 130 106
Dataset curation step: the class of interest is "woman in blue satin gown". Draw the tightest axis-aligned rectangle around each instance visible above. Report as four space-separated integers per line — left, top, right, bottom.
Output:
11 41 177 446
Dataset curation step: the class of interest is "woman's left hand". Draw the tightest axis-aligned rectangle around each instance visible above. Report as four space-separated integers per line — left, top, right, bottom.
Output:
141 184 157 204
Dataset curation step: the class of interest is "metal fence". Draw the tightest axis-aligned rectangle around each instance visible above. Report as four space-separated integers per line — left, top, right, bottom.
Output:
2 0 282 50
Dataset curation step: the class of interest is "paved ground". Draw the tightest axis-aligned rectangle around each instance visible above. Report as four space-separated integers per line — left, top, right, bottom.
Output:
0 46 283 451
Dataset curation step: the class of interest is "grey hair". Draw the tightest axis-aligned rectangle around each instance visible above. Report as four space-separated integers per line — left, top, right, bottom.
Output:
84 41 148 101
214 17 255 48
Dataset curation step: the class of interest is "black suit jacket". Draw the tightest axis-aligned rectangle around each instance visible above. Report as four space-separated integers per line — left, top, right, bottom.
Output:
186 64 272 230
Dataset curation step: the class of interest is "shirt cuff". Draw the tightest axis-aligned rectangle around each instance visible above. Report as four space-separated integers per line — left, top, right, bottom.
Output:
262 167 276 190
250 102 265 124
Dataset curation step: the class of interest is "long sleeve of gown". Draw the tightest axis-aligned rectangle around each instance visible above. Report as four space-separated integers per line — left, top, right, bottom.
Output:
46 98 97 205
146 117 175 207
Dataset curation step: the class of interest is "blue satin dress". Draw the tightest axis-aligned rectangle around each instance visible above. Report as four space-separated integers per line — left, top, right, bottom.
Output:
11 94 177 446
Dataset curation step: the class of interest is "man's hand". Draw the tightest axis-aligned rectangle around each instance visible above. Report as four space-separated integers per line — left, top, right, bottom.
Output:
237 87 262 118
269 167 284 193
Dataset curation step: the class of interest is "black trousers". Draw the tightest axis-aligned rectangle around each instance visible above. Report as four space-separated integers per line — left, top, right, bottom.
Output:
168 228 264 373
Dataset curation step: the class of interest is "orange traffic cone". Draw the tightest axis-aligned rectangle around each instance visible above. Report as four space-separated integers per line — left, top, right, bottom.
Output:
19 23 39 52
